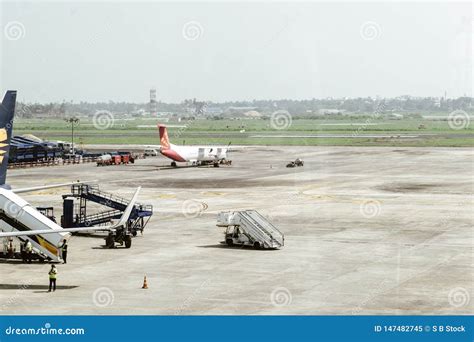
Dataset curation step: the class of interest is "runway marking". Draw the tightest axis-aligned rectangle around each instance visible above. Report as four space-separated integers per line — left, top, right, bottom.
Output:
317 239 473 249
201 191 226 197
158 194 176 199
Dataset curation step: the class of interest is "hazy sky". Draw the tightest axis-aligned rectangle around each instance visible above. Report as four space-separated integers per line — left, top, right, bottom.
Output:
0 1 472 103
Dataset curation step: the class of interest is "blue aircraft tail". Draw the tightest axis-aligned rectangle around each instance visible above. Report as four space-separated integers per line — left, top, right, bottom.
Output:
0 90 17 186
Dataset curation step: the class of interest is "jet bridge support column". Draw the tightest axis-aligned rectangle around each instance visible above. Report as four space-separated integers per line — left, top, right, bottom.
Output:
62 199 74 228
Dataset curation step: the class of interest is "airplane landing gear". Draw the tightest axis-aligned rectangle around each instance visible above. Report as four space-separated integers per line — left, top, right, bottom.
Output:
171 161 177 167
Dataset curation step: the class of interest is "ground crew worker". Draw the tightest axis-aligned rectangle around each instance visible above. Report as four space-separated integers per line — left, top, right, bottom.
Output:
61 242 68 264
7 238 14 258
20 241 26 262
48 265 57 292
25 241 33 263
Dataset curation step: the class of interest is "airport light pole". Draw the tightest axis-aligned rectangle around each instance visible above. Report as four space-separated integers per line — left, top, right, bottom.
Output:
65 117 80 155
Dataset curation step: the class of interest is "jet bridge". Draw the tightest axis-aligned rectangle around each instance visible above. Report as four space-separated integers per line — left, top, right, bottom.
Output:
0 188 69 262
217 210 284 249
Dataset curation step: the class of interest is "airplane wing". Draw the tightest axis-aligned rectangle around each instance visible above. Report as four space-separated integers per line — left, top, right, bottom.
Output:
0 187 141 237
110 186 141 229
12 180 96 194
0 226 111 238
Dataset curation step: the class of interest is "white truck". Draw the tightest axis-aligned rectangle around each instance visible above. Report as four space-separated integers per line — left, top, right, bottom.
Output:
144 148 159 157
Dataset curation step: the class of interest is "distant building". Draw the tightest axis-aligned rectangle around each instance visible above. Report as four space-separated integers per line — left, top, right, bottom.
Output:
205 107 223 115
317 109 346 115
149 88 157 116
388 113 404 120
225 106 258 113
243 110 262 118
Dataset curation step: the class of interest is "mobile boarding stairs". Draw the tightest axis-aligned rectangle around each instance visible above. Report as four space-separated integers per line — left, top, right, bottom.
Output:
0 188 68 262
217 210 284 249
62 184 153 248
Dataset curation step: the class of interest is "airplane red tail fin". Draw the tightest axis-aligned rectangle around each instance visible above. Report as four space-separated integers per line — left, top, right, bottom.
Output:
158 124 170 150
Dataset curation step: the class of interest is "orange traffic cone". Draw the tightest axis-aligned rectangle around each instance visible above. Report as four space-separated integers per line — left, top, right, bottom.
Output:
142 275 148 289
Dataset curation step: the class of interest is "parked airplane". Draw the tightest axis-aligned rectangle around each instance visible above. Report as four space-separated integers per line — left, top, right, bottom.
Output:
158 124 230 167
0 91 140 260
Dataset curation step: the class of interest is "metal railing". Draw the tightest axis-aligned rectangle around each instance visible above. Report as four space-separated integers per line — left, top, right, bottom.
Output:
77 209 122 227
238 210 284 248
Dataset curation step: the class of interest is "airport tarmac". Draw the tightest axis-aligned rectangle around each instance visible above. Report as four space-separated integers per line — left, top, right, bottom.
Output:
0 146 472 315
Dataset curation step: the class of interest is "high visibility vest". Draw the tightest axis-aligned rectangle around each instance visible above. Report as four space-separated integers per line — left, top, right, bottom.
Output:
49 269 57 279
25 243 32 252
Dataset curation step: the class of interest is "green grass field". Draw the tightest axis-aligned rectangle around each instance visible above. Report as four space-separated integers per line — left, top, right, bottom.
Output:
13 117 474 147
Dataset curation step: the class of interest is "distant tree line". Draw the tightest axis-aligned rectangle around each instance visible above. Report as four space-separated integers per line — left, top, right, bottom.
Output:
15 96 473 118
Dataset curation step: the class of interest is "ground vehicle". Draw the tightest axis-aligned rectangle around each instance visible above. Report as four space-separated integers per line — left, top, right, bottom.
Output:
105 227 132 248
224 226 253 247
96 153 133 166
286 158 304 168
37 206 57 223
144 148 159 156
217 210 284 249
96 154 112 166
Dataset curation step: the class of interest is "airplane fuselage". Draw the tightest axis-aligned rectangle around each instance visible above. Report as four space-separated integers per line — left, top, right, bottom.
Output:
161 144 228 164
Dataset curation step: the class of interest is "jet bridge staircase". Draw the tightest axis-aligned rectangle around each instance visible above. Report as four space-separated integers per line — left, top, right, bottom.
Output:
238 210 284 249
0 212 65 262
0 189 68 262
62 184 153 236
